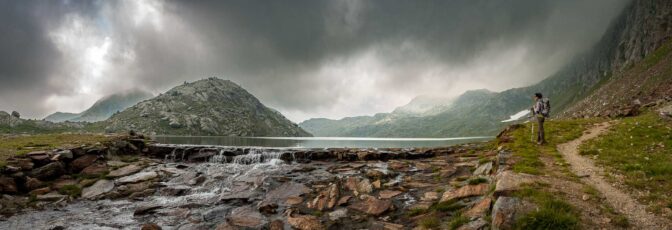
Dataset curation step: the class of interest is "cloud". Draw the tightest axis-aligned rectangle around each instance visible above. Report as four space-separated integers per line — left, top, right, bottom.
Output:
0 0 630 121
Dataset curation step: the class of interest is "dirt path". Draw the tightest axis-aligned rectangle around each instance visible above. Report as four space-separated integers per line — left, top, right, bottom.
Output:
557 122 671 229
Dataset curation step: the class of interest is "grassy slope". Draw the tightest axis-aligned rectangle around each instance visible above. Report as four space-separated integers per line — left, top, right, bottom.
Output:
0 134 111 166
580 112 672 215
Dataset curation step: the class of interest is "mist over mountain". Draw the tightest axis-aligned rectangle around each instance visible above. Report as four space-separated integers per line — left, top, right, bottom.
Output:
44 90 153 123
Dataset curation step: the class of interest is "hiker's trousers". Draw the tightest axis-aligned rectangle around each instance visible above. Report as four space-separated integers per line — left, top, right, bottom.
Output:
537 116 545 143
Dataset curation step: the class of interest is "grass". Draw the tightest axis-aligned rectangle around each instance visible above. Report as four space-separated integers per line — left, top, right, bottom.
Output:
418 215 440 229
513 186 580 230
467 177 488 185
0 134 112 167
58 184 82 197
431 200 465 212
579 112 672 214
447 214 469 230
502 118 598 175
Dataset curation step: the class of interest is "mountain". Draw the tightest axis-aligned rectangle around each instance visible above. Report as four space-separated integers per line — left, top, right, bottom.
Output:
104 78 311 137
44 90 153 122
302 0 672 137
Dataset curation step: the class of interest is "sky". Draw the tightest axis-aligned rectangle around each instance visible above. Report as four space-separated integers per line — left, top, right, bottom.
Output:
0 0 631 122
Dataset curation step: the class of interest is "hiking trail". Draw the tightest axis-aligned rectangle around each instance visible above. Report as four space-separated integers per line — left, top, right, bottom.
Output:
557 122 671 229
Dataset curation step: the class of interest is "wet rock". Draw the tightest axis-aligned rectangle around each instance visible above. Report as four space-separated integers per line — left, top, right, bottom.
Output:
287 211 324 230
158 185 190 196
220 182 257 200
80 162 108 176
263 182 310 204
107 160 128 167
379 190 402 199
259 203 278 214
31 162 65 180
141 223 162 230
358 178 373 194
108 164 144 178
403 181 434 188
464 197 492 218
473 162 493 175
117 171 158 184
188 175 207 186
0 176 17 193
440 184 489 203
329 208 348 221
81 179 114 199
229 206 267 228
29 187 51 196
366 169 386 179
71 154 99 172
134 205 162 216
307 183 340 211
494 171 535 196
348 197 392 216
36 192 68 201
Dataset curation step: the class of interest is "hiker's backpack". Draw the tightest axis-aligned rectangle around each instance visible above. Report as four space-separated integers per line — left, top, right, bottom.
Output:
541 98 551 117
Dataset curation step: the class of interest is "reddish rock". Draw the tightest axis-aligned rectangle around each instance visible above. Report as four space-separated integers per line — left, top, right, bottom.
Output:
229 206 267 228
287 212 323 230
491 196 535 230
494 171 535 196
29 187 52 196
464 197 492 218
378 190 402 199
269 220 284 230
51 178 78 190
440 184 489 202
348 197 392 216
371 221 404 230
286 196 304 205
141 223 162 230
80 162 108 176
25 177 45 190
71 154 100 172
6 158 34 170
337 195 351 206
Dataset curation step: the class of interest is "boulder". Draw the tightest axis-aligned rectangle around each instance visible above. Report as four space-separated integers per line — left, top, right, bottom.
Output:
457 218 488 230
51 178 78 190
494 171 535 196
229 206 267 228
6 158 34 170
81 179 114 199
29 187 51 196
80 162 108 176
379 190 402 199
141 223 162 230
348 197 392 216
0 176 18 193
108 164 144 177
71 154 100 172
26 151 51 166
440 184 489 202
491 196 535 230
25 177 45 190
473 162 493 175
31 162 65 180
287 212 324 230
117 171 158 184
464 197 492 218
328 208 348 221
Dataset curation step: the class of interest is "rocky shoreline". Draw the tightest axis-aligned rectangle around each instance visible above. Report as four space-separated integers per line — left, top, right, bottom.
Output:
0 131 538 230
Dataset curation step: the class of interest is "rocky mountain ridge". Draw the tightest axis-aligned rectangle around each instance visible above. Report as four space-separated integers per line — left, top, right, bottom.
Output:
104 78 311 137
44 90 153 123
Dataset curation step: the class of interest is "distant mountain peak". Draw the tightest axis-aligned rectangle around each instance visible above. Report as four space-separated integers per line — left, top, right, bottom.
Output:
44 89 153 123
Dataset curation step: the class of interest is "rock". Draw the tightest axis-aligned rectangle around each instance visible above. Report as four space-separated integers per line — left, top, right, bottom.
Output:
27 151 51 166
117 171 158 184
287 212 324 230
79 178 97 187
464 197 492 218
337 195 351 206
259 203 278 214
582 194 590 201
494 171 535 196
379 190 402 199
107 160 129 167
71 154 100 172
286 196 304 205
36 192 68 201
51 178 78 190
108 164 144 178
134 205 162 216
0 176 17 193
348 197 392 216
263 182 310 205
6 158 34 170
80 162 108 176
440 184 489 202
371 221 404 230
473 162 493 175
457 218 488 230
81 179 114 199
25 177 45 190
491 197 535 230
229 206 267 228
357 178 373 194
55 150 73 160
11 111 20 118
141 223 162 230
422 191 439 201
31 162 65 180
158 185 190 196
329 208 348 221
372 179 382 189
366 169 386 178
269 220 284 230
29 187 51 196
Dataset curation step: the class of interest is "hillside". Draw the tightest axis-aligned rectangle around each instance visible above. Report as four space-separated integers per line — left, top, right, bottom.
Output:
104 78 311 136
44 90 153 123
302 0 672 138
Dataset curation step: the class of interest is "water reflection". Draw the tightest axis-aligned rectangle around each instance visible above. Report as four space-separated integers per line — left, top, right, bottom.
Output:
152 136 492 148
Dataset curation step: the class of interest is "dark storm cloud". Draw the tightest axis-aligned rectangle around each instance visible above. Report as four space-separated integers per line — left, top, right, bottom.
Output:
0 0 631 120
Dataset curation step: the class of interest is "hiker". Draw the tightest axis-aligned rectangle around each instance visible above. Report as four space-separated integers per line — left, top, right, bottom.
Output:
531 93 550 145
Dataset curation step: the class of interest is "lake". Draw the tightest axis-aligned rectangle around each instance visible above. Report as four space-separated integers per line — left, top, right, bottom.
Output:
152 136 492 148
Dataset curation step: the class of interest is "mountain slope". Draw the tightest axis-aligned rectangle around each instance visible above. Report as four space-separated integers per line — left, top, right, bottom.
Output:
301 0 672 137
44 90 153 123
104 78 311 136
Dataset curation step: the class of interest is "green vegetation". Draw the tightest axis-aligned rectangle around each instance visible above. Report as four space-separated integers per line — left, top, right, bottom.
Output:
0 134 111 166
467 177 488 185
59 185 82 197
513 186 579 230
431 200 465 213
503 118 598 175
418 215 440 229
580 112 672 214
447 214 469 230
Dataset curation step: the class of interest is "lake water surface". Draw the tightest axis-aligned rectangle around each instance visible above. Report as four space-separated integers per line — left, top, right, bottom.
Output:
152 136 492 148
